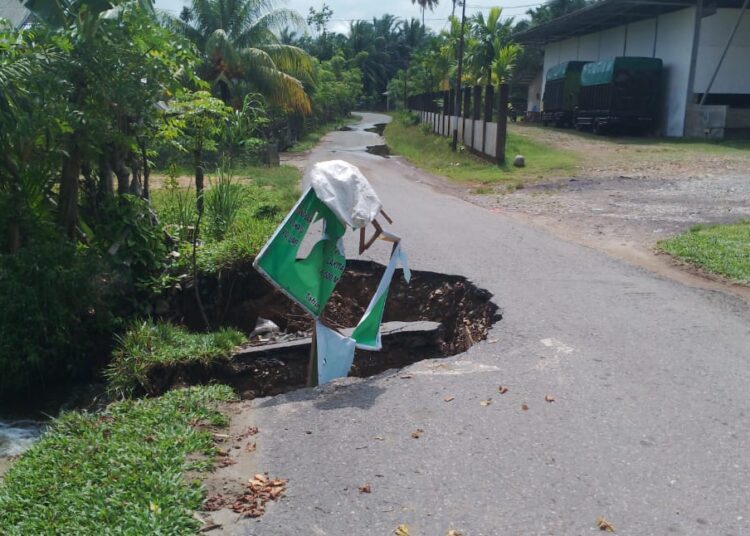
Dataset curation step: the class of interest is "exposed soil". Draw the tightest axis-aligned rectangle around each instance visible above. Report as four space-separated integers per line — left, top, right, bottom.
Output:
365 144 391 158
149 260 500 398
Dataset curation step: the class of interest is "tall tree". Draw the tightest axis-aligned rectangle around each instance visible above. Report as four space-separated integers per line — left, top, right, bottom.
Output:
411 0 439 26
177 0 313 114
467 7 514 84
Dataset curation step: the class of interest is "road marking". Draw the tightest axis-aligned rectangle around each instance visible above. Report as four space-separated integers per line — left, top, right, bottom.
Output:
410 360 501 376
536 338 577 371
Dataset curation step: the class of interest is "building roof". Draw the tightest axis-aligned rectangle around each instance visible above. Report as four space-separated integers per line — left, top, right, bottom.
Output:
514 0 744 45
0 0 31 28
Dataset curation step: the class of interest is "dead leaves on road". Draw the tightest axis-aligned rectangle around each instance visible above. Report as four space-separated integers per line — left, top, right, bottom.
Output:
480 399 492 406
545 394 555 403
358 483 372 494
443 395 455 402
231 473 287 518
394 525 411 536
596 516 615 532
498 385 509 394
411 428 424 439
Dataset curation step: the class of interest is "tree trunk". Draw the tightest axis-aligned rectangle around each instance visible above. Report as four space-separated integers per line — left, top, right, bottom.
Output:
98 153 114 199
59 137 81 239
113 152 130 196
128 153 143 197
194 150 204 217
139 139 150 200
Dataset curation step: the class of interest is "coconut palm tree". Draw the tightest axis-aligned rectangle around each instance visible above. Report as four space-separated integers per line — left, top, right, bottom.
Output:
411 0 439 26
177 0 313 114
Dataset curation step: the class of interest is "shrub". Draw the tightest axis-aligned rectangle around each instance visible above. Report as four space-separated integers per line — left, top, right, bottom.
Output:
0 241 113 399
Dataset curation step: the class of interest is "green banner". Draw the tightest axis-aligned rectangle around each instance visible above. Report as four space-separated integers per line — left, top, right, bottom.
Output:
254 188 346 317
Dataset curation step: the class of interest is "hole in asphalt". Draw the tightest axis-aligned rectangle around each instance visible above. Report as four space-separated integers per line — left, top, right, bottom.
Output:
158 261 502 398
366 144 391 158
338 125 353 131
364 123 387 135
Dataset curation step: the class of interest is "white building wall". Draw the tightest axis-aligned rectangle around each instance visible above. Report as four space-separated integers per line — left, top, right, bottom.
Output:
694 8 750 94
598 26 627 57
578 33 600 59
653 7 696 136
624 18 657 56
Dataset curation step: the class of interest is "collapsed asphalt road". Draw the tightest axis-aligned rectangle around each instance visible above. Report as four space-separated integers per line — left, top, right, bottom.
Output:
220 113 750 535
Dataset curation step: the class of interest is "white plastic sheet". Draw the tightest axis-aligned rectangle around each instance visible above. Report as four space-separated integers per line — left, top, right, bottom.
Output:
315 320 357 385
309 160 382 229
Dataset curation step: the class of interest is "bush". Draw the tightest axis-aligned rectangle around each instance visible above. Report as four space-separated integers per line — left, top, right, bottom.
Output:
107 320 245 396
0 241 114 399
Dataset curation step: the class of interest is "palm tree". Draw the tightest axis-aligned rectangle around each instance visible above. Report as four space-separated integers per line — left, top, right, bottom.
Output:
411 0 439 26
467 7 514 84
177 0 313 114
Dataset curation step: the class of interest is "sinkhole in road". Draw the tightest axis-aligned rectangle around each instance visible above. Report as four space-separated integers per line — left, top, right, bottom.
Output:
365 144 391 158
163 260 501 398
364 123 387 135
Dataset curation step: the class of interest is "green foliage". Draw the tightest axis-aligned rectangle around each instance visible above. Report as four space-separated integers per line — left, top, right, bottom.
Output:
0 241 112 399
206 165 244 241
0 385 236 535
151 164 300 274
95 195 169 297
658 221 750 284
107 320 245 396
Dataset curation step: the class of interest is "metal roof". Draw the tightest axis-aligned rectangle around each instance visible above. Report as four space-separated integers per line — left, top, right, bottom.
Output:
0 0 31 28
514 0 745 45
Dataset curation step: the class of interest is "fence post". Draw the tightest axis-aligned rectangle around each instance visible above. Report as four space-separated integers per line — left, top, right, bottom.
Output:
483 85 494 155
462 87 471 145
496 84 509 165
443 90 450 136
472 85 482 151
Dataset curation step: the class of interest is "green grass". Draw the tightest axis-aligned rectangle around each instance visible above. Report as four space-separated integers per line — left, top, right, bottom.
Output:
288 118 352 152
659 220 750 284
107 321 246 396
0 385 236 535
151 164 301 273
384 112 577 188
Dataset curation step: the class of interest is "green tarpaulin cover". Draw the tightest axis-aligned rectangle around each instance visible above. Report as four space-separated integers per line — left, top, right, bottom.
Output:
581 57 663 86
545 61 588 81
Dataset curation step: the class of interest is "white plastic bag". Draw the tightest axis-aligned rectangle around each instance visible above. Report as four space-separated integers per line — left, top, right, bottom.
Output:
309 160 382 229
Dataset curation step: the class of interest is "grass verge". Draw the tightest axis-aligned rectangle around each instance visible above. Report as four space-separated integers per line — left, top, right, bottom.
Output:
288 117 352 152
151 164 300 273
107 321 246 396
658 220 750 284
0 385 236 535
384 112 577 188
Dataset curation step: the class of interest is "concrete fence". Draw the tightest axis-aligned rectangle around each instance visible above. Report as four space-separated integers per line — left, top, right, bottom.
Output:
407 84 510 164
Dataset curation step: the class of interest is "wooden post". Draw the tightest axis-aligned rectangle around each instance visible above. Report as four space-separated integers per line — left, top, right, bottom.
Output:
472 85 482 151
462 87 471 145
307 322 318 387
496 84 509 165
483 85 494 155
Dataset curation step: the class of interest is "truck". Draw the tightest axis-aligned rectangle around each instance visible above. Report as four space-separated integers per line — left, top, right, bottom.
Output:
574 57 663 134
542 61 589 127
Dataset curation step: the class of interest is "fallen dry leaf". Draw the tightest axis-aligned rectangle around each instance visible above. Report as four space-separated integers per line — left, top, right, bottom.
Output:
521 404 529 411
480 399 492 406
400 374 413 379
235 426 259 441
446 531 464 536
498 385 509 394
444 396 455 402
202 494 226 512
411 428 424 439
545 394 555 402
231 473 287 518
358 483 372 494
394 525 411 536
596 516 615 532
246 442 256 453
374 436 385 441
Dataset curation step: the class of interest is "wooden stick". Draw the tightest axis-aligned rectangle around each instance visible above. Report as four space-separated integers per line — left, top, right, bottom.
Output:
307 321 318 387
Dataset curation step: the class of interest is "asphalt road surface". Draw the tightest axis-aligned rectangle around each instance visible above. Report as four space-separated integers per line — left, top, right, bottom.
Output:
227 112 750 536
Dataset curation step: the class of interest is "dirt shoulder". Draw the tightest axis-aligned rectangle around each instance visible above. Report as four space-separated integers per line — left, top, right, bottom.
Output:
465 126 750 303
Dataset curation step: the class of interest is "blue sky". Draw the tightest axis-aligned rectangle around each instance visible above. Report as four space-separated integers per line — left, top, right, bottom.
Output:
153 0 539 34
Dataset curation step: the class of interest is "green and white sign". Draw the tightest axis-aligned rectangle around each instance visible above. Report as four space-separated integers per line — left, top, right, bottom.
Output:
253 188 346 317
